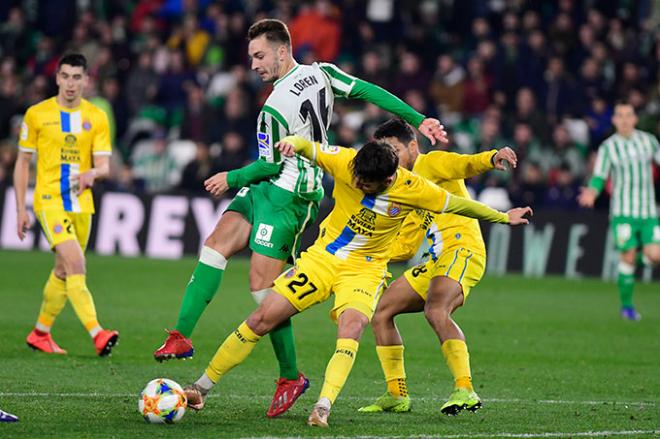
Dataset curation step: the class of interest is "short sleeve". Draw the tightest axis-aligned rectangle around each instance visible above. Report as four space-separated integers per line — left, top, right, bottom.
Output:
92 110 112 156
18 108 37 153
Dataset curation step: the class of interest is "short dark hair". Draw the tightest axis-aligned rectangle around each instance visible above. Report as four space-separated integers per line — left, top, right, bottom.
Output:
351 141 399 182
373 118 416 144
247 19 291 47
58 53 87 71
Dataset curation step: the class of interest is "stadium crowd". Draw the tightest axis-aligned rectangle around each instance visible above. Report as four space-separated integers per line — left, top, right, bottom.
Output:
0 0 658 211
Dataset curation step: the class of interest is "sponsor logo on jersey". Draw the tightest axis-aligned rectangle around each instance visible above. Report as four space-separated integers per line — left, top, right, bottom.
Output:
388 203 401 216
83 120 92 131
64 134 77 147
53 224 63 234
254 223 274 248
257 132 271 158
237 187 250 197
320 143 340 154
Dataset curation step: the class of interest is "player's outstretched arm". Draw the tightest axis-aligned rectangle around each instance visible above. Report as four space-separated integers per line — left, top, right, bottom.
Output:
441 192 532 225
204 160 282 197
319 63 448 144
13 150 32 240
425 147 517 182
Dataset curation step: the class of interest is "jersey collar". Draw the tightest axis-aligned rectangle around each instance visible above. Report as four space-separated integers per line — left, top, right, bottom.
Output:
273 63 300 87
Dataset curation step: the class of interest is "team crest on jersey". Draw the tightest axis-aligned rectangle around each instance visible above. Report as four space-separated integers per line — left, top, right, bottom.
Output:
387 203 401 216
64 134 77 147
320 143 339 154
455 233 461 240
83 120 92 131
53 224 63 234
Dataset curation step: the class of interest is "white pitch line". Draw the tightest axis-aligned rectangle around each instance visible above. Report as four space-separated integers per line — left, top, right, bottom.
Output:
0 392 656 408
240 432 658 439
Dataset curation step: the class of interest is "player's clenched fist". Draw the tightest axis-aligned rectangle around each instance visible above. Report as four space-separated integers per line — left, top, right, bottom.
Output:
506 206 533 225
492 147 517 170
204 171 229 197
274 141 296 157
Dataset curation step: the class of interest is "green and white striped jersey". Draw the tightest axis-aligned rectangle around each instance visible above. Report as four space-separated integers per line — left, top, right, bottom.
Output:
256 62 358 201
589 129 660 219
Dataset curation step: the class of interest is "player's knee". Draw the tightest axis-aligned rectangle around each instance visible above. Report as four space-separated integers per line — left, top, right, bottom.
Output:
423 302 450 326
337 310 369 340
54 266 67 280
63 255 86 275
643 246 660 265
246 309 273 336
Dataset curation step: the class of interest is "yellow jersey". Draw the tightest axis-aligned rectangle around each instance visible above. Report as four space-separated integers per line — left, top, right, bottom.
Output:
284 136 508 265
390 150 496 261
19 97 112 213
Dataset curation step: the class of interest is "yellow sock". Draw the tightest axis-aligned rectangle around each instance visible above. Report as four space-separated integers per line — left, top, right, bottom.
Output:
36 271 68 330
319 338 359 404
205 322 261 383
66 274 99 332
376 345 408 398
441 339 473 391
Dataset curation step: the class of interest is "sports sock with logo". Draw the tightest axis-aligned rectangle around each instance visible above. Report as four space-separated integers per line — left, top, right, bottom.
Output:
175 246 227 337
36 271 68 332
205 321 261 383
617 261 635 308
319 338 359 404
376 345 408 398
441 339 473 391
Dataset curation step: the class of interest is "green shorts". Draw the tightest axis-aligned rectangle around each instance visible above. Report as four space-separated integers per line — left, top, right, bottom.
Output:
611 217 660 251
227 181 319 261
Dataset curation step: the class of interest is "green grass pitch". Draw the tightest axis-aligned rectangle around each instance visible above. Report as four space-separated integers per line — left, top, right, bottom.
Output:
0 249 658 438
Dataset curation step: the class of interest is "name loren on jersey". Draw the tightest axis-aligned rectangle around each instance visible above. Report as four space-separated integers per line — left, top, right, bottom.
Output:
288 75 319 96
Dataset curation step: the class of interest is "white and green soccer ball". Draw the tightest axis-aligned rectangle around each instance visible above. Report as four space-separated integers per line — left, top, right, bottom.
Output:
138 378 187 424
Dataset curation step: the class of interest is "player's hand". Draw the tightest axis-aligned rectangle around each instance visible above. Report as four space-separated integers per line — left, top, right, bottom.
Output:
418 118 449 145
204 172 229 197
16 209 31 240
77 169 97 194
577 187 597 208
493 147 517 171
506 206 533 225
274 140 296 157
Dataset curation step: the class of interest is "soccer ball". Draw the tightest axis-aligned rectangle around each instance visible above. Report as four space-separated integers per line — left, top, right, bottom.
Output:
138 378 187 424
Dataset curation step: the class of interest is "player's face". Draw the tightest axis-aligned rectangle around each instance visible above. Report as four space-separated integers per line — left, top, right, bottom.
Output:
612 104 637 135
56 64 87 104
354 175 395 194
248 36 283 82
379 136 418 170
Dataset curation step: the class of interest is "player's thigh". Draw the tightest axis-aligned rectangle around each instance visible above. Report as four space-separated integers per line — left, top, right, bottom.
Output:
272 247 335 313
37 210 80 250
249 252 287 291
204 210 251 257
71 213 92 252
611 218 640 252
640 219 660 261
333 264 389 322
375 275 426 319
426 248 485 304
249 186 319 262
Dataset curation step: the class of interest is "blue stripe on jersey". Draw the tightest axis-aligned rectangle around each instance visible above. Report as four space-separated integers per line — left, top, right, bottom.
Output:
427 230 438 261
60 111 71 133
61 164 72 212
444 250 459 276
326 226 356 255
458 252 473 283
361 194 376 209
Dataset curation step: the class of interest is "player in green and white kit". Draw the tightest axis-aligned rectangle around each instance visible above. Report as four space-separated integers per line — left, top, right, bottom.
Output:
154 19 448 416
578 102 660 320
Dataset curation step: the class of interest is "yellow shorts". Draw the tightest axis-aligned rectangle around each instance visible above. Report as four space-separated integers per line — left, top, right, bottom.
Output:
403 247 485 301
36 210 92 250
273 245 389 321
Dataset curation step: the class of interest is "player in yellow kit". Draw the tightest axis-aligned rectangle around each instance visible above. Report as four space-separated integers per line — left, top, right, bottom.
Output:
13 53 119 356
359 118 517 416
183 134 531 427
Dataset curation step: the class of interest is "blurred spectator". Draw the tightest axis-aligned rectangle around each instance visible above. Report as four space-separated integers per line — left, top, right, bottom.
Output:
548 124 586 179
215 131 250 173
125 51 159 116
391 51 430 99
430 54 465 123
289 0 341 62
179 142 215 194
132 130 180 193
545 163 580 210
463 56 492 116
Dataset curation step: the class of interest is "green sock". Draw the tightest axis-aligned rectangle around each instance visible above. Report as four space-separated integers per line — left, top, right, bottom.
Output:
617 262 635 308
175 247 227 337
269 318 299 380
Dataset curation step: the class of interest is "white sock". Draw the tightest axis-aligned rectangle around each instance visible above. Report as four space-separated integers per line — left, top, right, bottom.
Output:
89 326 102 338
195 373 215 393
35 322 51 333
317 397 332 411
